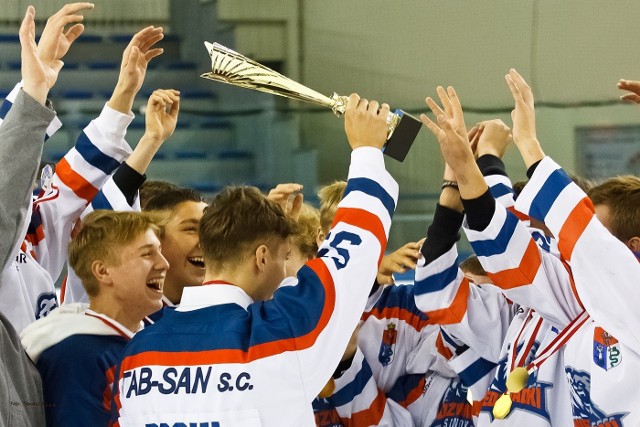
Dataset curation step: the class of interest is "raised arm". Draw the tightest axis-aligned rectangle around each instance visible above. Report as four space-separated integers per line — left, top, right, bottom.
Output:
262 94 399 401
27 26 164 282
511 70 640 353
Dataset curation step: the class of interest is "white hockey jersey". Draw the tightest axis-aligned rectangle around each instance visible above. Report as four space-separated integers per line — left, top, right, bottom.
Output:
514 156 640 426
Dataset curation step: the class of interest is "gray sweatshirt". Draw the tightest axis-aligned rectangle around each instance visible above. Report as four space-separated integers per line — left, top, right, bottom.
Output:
0 89 54 427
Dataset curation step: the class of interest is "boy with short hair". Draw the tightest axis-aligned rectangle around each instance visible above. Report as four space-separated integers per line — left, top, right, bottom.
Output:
21 210 169 426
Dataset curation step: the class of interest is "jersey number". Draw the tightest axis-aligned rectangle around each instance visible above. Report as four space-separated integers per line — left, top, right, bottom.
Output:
318 231 362 270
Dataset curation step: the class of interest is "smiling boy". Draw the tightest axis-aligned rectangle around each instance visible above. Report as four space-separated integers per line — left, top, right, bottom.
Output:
20 210 169 426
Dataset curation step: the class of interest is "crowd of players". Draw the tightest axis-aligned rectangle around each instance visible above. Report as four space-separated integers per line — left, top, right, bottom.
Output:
2 3 639 427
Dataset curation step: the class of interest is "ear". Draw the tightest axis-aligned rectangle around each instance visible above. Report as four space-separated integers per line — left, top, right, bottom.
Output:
627 236 640 253
254 244 269 272
316 226 325 248
91 260 113 287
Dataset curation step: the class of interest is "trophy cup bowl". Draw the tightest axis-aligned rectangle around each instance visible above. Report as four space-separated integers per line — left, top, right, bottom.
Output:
201 41 421 162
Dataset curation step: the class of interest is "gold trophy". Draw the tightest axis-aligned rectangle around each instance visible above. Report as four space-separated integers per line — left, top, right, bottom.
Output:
201 41 421 162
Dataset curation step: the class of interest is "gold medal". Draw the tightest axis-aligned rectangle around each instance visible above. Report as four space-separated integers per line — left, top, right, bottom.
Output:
506 366 529 393
493 393 512 419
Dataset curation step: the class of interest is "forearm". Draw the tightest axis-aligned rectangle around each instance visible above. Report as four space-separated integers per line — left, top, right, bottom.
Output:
124 135 163 176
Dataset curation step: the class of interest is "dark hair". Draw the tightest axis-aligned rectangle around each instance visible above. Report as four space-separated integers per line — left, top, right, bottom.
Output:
140 180 204 212
199 186 296 271
588 175 640 243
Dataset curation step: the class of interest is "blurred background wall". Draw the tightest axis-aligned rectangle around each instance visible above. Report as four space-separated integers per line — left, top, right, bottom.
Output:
2 0 639 255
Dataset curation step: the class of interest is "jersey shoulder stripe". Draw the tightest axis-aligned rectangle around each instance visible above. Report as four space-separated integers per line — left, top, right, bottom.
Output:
75 131 122 175
55 157 99 202
343 177 396 218
529 167 572 221
120 259 335 370
470 209 519 257
414 262 459 296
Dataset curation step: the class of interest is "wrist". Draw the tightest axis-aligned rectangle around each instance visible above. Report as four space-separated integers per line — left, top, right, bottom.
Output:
22 82 48 106
108 86 135 114
139 133 164 148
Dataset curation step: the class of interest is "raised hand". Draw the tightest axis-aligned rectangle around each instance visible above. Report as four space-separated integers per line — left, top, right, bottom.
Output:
144 89 180 142
420 86 487 199
125 89 180 175
344 93 390 151
376 239 424 285
109 26 165 114
617 79 640 104
21 3 94 104
267 183 304 221
475 119 512 159
504 69 545 168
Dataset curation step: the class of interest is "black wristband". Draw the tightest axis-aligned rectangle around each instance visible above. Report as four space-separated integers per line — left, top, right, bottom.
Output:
461 189 495 231
421 203 464 264
113 162 146 207
477 154 507 177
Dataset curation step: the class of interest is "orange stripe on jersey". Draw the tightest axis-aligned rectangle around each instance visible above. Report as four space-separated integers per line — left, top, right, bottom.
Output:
488 239 541 289
60 275 68 304
558 197 594 261
399 376 427 408
24 223 45 247
425 277 470 325
103 365 116 412
121 258 336 370
361 307 430 332
507 206 530 222
342 389 387 427
560 259 585 310
332 207 387 265
436 332 454 360
55 157 99 202
472 400 483 417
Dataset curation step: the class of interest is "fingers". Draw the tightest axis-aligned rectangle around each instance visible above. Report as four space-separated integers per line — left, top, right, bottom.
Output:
436 86 453 117
64 23 85 45
620 93 640 104
446 86 465 130
19 6 36 49
268 183 304 198
505 73 521 103
148 89 180 110
145 48 164 62
345 93 361 114
289 193 304 221
425 96 446 118
508 68 533 105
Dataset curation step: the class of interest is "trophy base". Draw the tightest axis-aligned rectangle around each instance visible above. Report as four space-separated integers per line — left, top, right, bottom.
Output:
383 110 422 162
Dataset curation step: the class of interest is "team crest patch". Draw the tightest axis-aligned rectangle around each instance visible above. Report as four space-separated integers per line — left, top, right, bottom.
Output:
593 327 621 371
378 322 397 366
35 292 58 319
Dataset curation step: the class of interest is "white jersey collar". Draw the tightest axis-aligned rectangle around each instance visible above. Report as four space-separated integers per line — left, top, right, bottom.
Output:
177 282 254 312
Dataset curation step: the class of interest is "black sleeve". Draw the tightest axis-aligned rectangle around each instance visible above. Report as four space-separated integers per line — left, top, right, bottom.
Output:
112 162 146 207
420 203 464 264
476 154 507 177
461 189 496 232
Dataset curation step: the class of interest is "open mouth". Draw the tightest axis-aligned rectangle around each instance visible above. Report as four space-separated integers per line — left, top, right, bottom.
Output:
188 256 205 269
146 278 164 292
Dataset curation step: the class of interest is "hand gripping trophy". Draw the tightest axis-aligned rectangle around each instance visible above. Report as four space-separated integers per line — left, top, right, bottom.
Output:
201 42 421 162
